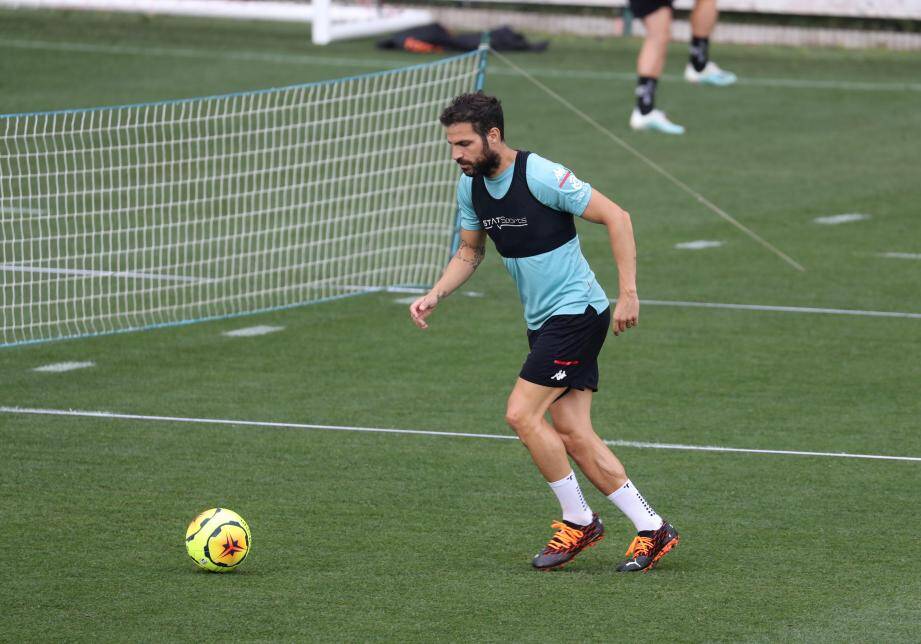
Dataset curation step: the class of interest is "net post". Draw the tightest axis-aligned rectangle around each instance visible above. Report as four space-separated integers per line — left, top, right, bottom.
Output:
312 0 331 45
475 32 490 91
621 7 633 37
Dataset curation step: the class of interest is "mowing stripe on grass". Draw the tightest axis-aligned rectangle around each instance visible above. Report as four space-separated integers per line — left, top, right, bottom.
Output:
1 39 919 93
0 38 387 72
2 406 920 463
621 299 921 319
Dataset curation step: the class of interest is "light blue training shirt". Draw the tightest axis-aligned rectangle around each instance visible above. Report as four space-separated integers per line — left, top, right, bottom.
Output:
456 152 610 330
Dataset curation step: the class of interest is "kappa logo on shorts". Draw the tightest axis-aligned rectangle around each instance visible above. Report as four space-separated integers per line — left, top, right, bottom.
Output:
550 370 568 381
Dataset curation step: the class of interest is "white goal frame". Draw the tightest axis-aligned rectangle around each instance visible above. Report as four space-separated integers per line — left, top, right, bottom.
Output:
0 0 436 46
310 0 433 46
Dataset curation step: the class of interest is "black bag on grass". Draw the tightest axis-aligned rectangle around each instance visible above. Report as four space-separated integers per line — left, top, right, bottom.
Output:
377 23 548 53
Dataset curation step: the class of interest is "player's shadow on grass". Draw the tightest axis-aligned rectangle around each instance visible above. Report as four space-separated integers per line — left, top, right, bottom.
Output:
522 552 686 576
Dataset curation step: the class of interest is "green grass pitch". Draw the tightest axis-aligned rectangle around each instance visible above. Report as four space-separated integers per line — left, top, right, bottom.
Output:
2 8 921 641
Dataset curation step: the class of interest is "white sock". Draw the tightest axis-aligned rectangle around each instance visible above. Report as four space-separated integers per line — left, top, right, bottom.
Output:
548 471 594 526
607 480 662 533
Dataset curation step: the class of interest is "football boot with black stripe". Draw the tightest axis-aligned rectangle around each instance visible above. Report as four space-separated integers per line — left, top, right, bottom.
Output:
615 521 680 573
532 514 604 570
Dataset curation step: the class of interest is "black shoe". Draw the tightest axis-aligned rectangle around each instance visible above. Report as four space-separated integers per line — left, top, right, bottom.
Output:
615 521 680 573
532 514 604 571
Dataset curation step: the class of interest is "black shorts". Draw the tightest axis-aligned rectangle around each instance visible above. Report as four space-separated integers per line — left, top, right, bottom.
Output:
520 305 611 391
629 0 673 19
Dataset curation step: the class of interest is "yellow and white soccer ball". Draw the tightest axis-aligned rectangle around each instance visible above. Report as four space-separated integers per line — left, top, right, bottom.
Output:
185 508 252 572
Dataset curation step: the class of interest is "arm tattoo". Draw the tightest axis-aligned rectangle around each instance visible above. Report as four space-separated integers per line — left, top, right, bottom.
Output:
455 239 486 269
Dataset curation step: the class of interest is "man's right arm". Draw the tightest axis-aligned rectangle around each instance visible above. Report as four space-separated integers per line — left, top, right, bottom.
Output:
409 228 487 330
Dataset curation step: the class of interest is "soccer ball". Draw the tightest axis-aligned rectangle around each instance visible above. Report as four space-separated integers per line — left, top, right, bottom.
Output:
185 508 252 572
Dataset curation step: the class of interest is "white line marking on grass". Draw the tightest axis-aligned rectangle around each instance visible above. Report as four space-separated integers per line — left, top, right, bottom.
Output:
674 240 724 250
342 285 483 299
396 292 482 304
612 298 921 320
814 213 871 225
602 439 921 463
384 286 426 294
492 66 921 93
32 361 94 373
1 39 920 94
2 406 920 463
489 48 805 273
732 76 921 93
337 285 424 294
879 252 921 260
222 325 284 337
0 263 210 283
1 407 512 441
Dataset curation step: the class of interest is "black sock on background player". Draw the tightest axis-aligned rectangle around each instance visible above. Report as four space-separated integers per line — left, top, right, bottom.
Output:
635 76 658 115
689 36 709 72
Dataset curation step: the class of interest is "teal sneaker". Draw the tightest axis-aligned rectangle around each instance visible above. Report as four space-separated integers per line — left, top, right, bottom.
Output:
629 109 685 135
684 61 737 86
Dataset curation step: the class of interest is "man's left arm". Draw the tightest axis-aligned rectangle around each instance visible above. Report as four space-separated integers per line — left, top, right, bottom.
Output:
580 190 638 336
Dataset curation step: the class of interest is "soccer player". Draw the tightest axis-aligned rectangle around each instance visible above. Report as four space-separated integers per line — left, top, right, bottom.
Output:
409 92 679 573
629 0 737 134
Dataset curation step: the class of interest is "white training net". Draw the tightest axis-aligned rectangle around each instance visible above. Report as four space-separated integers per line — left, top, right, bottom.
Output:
0 50 485 346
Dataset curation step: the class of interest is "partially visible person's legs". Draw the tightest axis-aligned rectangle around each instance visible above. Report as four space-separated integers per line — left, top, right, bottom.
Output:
636 4 672 82
629 2 685 134
684 0 737 85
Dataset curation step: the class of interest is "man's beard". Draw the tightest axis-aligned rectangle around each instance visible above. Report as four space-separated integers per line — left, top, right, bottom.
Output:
466 141 501 177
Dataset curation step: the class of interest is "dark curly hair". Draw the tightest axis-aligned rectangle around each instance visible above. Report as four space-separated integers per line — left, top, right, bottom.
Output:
439 91 504 140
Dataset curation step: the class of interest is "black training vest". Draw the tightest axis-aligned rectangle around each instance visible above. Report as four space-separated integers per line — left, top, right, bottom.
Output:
471 150 577 259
